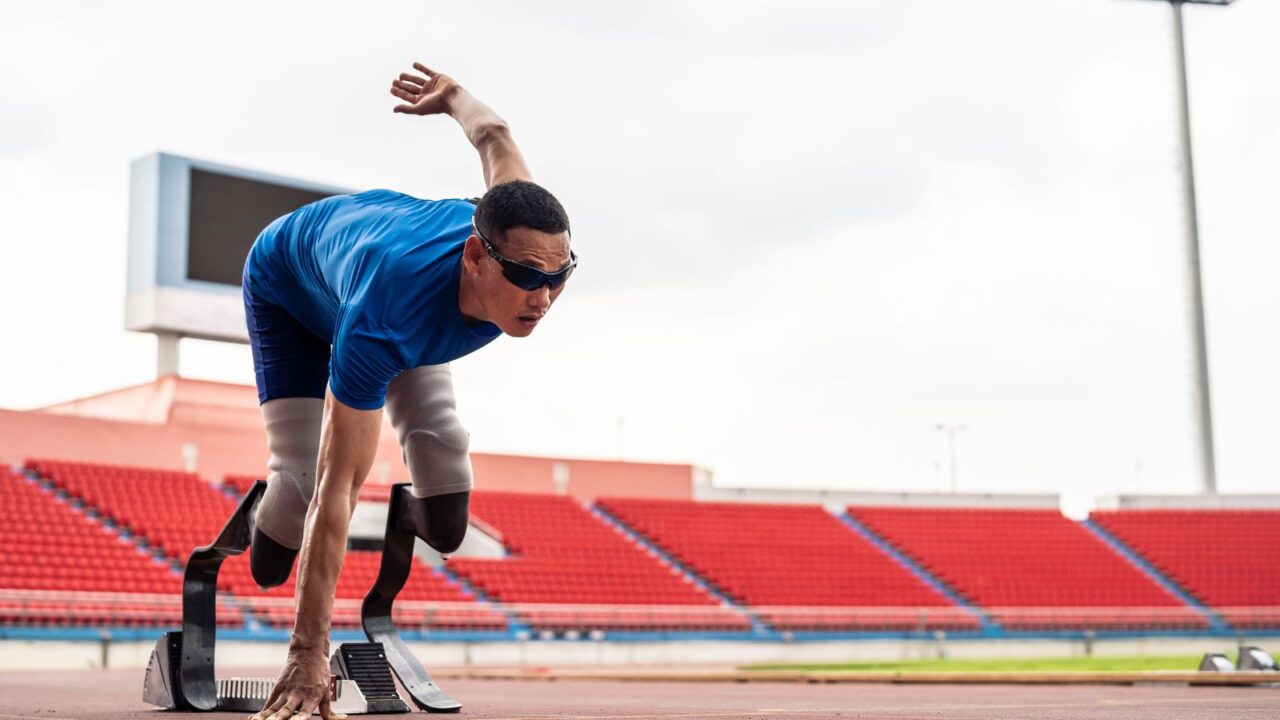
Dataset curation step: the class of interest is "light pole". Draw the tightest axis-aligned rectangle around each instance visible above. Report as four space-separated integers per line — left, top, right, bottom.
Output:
1133 0 1236 494
936 423 967 493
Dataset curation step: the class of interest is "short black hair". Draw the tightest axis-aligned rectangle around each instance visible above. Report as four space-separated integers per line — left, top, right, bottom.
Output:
472 180 570 250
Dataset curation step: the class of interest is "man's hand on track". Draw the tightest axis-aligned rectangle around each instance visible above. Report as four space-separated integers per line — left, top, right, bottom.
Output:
248 647 346 720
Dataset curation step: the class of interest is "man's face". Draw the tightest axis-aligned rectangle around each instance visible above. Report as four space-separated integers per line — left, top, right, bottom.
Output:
464 226 573 337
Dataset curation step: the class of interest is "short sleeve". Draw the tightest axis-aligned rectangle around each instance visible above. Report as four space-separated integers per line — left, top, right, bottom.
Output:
329 306 409 410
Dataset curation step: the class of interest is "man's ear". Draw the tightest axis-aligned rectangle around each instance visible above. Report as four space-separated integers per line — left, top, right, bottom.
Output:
462 235 484 274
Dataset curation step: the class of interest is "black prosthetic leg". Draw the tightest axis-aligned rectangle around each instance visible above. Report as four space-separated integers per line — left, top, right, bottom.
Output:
362 484 463 713
144 481 265 711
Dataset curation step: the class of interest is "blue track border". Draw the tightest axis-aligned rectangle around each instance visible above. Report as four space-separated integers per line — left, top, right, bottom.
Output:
1080 518 1228 632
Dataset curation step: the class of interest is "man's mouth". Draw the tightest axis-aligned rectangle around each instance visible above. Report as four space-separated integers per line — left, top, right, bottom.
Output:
517 314 542 328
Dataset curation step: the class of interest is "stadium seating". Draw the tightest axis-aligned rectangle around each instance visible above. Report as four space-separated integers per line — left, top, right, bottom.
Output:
0 465 206 627
849 506 1206 630
7 455 1273 638
22 460 494 631
219 474 504 629
449 492 750 631
1092 509 1280 629
30 458 238 562
597 498 975 631
221 474 259 497
217 549 506 632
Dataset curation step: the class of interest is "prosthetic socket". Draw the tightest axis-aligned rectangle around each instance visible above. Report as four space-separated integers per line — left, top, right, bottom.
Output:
250 366 472 588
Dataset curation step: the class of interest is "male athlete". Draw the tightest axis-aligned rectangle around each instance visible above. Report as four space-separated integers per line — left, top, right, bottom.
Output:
241 62 574 720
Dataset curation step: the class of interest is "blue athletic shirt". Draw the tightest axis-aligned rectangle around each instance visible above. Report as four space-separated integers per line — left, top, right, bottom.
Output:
244 189 501 410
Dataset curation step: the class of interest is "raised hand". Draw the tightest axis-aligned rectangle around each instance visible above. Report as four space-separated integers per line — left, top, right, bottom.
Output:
390 62 461 116
388 60 531 187
248 647 345 720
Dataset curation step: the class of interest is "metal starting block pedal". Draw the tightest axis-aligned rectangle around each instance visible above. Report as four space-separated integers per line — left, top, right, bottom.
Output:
144 636 407 714
142 481 461 714
329 642 411 714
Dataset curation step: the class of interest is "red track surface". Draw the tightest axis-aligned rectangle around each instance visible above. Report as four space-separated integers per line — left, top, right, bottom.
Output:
1 669 1278 720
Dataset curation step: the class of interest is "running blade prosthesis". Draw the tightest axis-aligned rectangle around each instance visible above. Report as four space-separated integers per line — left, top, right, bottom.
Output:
142 481 462 714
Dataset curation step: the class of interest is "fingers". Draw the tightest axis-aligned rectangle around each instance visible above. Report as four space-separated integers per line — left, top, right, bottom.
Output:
295 697 320 720
318 689 346 720
289 689 346 720
276 693 303 720
389 85 418 114
398 72 428 88
391 79 427 97
251 689 335 720
249 686 286 720
265 693 303 720
390 82 418 101
390 62 446 115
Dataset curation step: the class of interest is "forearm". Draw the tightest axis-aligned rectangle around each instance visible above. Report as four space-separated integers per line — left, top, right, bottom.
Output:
288 479 356 652
446 88 530 187
288 396 380 653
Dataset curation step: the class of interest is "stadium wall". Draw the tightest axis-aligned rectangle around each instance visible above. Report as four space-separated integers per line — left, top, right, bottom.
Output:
697 485 1060 509
1097 494 1280 509
0 376 695 500
4 635 1275 672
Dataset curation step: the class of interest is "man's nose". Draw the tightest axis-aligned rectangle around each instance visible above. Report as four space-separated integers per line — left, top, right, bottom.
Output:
528 285 552 310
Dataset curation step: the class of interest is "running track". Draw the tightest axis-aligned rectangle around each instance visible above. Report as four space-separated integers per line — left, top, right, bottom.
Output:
1 669 1276 720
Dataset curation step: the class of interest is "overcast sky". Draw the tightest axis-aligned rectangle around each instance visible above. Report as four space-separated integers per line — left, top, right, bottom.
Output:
3 0 1277 506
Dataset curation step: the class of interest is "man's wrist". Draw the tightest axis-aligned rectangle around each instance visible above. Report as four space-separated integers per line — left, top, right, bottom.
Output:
287 630 330 657
441 84 467 117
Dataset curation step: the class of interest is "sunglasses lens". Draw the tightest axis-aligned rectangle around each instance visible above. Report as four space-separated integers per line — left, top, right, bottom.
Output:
502 266 546 291
502 264 574 291
547 265 574 289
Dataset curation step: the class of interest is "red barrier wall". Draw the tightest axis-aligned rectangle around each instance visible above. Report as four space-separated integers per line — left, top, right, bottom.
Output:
0 377 693 501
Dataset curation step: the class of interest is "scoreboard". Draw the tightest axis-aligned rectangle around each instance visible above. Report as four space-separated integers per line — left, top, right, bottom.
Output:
125 153 351 343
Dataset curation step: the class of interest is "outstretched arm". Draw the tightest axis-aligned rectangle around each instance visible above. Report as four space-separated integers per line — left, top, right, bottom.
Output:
390 62 532 188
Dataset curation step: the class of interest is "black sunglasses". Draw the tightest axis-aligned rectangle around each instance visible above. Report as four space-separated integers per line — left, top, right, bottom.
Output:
472 220 578 291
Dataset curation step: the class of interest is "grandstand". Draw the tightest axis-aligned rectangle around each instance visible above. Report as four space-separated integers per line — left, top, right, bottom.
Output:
1093 509 1280 629
448 492 748 632
1 378 1278 644
848 506 1204 630
596 497 974 631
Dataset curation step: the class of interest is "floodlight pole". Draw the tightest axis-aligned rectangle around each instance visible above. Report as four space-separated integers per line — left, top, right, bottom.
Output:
1136 0 1235 494
1170 0 1216 495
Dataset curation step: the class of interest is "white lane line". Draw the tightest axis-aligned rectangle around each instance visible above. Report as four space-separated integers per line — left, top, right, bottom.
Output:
0 714 92 720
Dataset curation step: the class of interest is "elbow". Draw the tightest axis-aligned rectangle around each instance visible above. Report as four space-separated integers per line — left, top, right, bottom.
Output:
469 120 511 149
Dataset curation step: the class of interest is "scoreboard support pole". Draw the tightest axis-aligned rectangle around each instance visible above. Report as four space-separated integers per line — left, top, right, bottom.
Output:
157 332 181 377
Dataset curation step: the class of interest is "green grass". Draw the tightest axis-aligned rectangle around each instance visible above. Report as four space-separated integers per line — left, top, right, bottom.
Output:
742 655 1205 673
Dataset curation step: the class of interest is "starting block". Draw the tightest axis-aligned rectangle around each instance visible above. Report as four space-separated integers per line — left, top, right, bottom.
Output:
143 481 462 714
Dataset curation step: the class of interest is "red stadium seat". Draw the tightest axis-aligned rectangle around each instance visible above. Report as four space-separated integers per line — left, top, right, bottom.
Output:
1092 509 1280 629
0 464 182 626
849 506 1206 631
598 497 976 632
448 492 750 632
17 459 501 632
